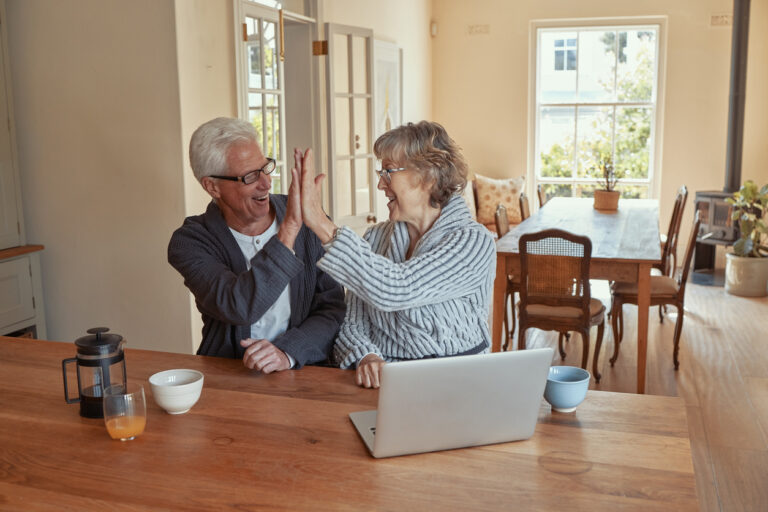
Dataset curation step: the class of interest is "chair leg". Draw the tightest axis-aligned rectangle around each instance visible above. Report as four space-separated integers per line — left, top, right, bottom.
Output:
610 301 622 366
518 322 527 351
510 291 517 344
579 329 590 370
557 333 567 359
593 320 605 383
673 304 685 370
659 305 664 324
502 302 509 351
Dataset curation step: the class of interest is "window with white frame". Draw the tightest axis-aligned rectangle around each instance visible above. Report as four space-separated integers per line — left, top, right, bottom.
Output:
535 25 660 201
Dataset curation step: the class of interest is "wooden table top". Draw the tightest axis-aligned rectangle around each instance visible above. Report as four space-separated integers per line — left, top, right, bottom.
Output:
0 337 698 511
497 198 661 263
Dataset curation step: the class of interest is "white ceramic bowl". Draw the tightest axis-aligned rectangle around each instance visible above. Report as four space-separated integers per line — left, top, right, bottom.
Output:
149 369 204 414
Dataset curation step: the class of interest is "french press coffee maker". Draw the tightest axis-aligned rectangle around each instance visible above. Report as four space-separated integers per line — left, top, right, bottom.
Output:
62 327 127 418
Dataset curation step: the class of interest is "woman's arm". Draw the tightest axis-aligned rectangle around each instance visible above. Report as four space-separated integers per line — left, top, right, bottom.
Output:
319 226 495 312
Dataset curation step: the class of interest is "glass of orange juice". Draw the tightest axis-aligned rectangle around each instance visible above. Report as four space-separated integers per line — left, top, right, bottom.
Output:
103 383 146 441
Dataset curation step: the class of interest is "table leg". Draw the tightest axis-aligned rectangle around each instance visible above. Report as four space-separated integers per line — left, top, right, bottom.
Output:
492 254 507 353
636 262 652 394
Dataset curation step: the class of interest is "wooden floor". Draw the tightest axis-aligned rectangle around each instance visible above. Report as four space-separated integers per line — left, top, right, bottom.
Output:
514 281 768 512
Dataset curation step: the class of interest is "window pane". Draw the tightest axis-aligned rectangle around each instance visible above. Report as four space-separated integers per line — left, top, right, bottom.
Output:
248 95 263 148
574 183 598 198
333 34 349 93
541 183 572 199
614 106 651 179
335 159 352 217
246 18 262 89
352 36 368 93
540 31 577 102
353 98 370 154
554 50 564 71
576 106 613 178
567 49 577 70
617 29 656 102
538 107 574 178
577 30 615 102
271 164 282 194
264 94 280 159
262 21 279 90
617 184 649 199
354 158 372 215
334 98 350 156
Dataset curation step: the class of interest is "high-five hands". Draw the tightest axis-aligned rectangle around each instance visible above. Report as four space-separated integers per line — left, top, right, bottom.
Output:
295 148 337 244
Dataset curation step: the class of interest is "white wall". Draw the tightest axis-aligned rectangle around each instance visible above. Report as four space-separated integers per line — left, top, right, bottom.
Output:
6 0 191 351
432 0 768 246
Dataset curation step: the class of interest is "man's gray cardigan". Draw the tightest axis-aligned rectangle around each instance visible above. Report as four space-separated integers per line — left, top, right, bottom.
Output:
167 196 345 366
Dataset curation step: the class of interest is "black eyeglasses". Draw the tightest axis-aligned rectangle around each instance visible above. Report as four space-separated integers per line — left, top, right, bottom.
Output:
374 166 407 183
210 158 276 184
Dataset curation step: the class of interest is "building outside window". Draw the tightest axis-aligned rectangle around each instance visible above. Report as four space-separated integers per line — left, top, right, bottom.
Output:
535 24 661 200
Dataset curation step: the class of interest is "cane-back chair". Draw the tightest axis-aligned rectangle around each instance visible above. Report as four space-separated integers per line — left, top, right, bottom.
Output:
517 229 606 382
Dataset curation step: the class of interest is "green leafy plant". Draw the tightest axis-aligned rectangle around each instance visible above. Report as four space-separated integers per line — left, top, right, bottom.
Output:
596 156 617 192
726 180 768 257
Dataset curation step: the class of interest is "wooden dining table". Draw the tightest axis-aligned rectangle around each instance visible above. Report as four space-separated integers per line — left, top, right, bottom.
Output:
1 336 698 510
492 197 661 394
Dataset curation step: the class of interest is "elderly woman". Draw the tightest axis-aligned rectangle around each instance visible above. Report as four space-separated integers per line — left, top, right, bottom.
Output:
295 121 496 388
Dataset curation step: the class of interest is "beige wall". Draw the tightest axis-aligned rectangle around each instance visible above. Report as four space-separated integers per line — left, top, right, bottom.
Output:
174 0 238 351
432 0 768 244
6 0 192 351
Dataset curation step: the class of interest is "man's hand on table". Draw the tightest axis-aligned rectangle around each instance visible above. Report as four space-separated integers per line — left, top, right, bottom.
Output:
356 354 386 388
240 339 291 373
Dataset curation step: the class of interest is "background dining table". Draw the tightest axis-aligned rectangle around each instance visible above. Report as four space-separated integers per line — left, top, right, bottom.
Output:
493 197 661 393
0 336 698 510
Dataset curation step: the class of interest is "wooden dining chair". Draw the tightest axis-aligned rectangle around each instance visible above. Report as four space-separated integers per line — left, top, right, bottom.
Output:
517 229 606 382
658 185 688 278
610 211 701 370
519 192 531 221
536 184 546 208
495 204 518 350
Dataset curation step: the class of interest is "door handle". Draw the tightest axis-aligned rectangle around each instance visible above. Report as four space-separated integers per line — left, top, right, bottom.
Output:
366 215 377 224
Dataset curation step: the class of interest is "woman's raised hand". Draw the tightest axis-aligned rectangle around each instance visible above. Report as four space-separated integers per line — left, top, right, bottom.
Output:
297 148 337 244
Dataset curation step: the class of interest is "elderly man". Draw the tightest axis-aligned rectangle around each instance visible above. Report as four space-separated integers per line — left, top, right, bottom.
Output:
168 117 345 372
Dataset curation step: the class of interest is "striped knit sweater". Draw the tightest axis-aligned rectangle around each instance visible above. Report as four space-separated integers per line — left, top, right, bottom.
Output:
318 194 496 369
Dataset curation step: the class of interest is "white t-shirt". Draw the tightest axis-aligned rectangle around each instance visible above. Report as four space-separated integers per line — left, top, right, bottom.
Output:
229 219 294 367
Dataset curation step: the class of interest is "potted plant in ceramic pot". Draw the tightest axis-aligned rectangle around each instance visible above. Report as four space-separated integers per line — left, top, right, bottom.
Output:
593 156 619 211
724 180 768 297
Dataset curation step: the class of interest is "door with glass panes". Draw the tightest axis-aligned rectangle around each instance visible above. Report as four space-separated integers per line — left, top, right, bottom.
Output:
325 24 376 233
239 4 287 193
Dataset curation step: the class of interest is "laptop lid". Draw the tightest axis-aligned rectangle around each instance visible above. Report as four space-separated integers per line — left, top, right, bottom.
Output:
350 347 554 458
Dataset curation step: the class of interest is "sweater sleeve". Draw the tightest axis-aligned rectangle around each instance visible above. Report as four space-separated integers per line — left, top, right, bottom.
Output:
332 291 382 369
317 225 495 313
168 227 303 326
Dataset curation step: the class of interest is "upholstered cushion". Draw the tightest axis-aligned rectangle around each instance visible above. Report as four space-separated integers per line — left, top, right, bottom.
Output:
461 184 477 221
525 298 605 319
474 173 525 225
612 276 679 297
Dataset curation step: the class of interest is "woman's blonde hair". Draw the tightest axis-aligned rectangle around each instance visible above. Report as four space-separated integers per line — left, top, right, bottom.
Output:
373 121 468 208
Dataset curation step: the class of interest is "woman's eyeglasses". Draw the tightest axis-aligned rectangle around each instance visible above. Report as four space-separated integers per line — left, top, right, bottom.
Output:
374 167 407 183
210 158 276 185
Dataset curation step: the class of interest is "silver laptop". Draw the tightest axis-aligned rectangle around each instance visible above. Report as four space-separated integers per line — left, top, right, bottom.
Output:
349 347 554 458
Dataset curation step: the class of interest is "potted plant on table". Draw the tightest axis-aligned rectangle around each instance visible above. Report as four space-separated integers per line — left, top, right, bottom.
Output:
593 156 620 211
724 180 768 297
